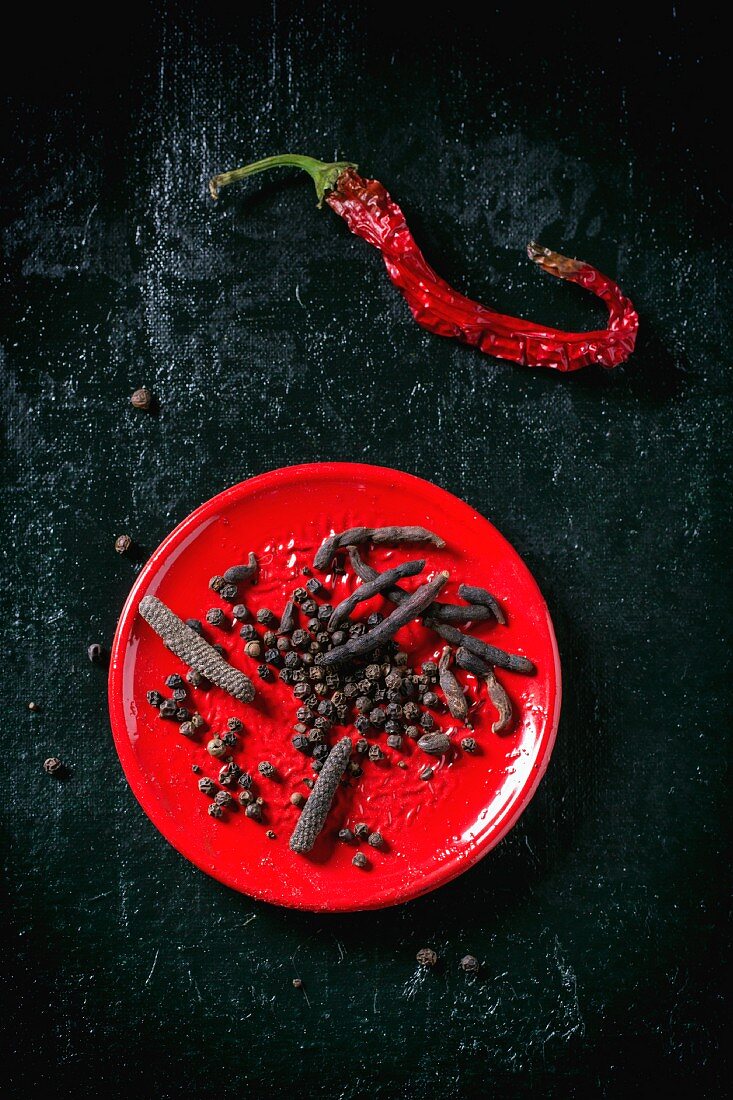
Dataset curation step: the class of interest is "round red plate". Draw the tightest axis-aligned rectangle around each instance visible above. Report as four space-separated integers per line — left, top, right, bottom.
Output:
108 463 560 911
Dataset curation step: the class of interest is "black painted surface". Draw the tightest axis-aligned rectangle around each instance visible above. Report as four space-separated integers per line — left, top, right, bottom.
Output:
2 4 730 1095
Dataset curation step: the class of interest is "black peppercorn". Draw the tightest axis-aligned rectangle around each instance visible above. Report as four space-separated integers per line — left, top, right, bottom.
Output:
238 789 253 805
206 736 227 758
292 734 311 754
312 743 330 761
222 731 238 748
179 721 195 738
352 852 368 869
291 628 309 648
258 761 276 779
349 621 366 637
214 790 233 808
354 822 370 840
205 607 225 628
239 623 257 641
459 955 480 974
338 827 355 843
146 689 164 707
368 744 384 762
311 759 323 773
316 604 333 622
354 715 369 734
256 607 277 626
347 761 363 778
208 803 224 819
301 599 318 617
43 757 64 776
355 738 369 754
422 691 439 708
420 711 436 730
416 947 437 967
404 725 420 740
232 603 250 621
87 642 105 664
366 612 383 628
290 792 306 808
461 737 478 753
115 534 133 555
174 707 189 722
330 629 347 647
186 669 208 689
220 583 238 601
368 708 386 727
159 699 177 719
266 830 276 839
245 802 262 821
257 664 271 680
368 831 384 848
237 772 253 790
190 713 205 730
209 575 225 592
172 687 187 703
384 720 402 737
386 733 402 750
293 682 310 700
419 766 434 781
292 587 308 604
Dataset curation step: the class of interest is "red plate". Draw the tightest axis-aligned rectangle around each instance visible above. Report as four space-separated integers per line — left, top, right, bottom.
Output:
108 463 560 911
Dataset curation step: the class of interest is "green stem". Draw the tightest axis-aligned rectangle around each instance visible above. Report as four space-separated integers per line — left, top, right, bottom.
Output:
209 154 357 207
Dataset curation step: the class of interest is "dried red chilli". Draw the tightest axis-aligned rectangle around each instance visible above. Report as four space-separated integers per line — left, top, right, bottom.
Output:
210 155 638 372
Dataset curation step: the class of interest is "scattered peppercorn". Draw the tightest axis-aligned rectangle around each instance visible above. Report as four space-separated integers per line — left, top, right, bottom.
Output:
245 802 263 821
208 803 224 819
214 790 233 808
87 642 105 664
130 386 153 410
338 827 355 843
258 761 276 778
146 689 164 707
292 977 303 989
198 777 216 796
352 852 369 869
206 608 226 627
354 822 370 840
207 737 227 758
368 832 384 848
459 955 480 974
28 701 40 712
416 947 437 967
290 792 306 808
43 757 64 777
115 534 133 555
461 737 478 753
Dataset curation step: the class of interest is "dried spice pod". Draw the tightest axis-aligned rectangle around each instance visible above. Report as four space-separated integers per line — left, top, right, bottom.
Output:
417 731 451 755
424 617 534 675
328 558 426 630
139 595 256 703
484 667 513 734
457 583 506 626
319 572 449 666
277 598 297 635
348 547 492 626
313 525 445 571
223 553 258 584
438 646 469 722
289 737 352 854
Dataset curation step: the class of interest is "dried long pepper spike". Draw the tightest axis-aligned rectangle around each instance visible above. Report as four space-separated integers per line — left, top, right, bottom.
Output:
210 155 638 371
348 547 493 625
427 618 534 675
457 584 506 626
223 553 258 583
328 558 425 629
319 572 449 665
438 646 469 722
139 595 256 703
277 598 297 635
289 737 352 854
313 525 445 572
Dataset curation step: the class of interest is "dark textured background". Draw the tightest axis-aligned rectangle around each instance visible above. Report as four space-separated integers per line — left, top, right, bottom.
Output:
2 3 730 1095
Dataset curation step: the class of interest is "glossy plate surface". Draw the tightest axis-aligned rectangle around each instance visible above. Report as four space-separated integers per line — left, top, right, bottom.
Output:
108 463 561 911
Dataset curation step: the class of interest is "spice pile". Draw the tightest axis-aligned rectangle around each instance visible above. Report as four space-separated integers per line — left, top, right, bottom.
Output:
138 525 535 866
